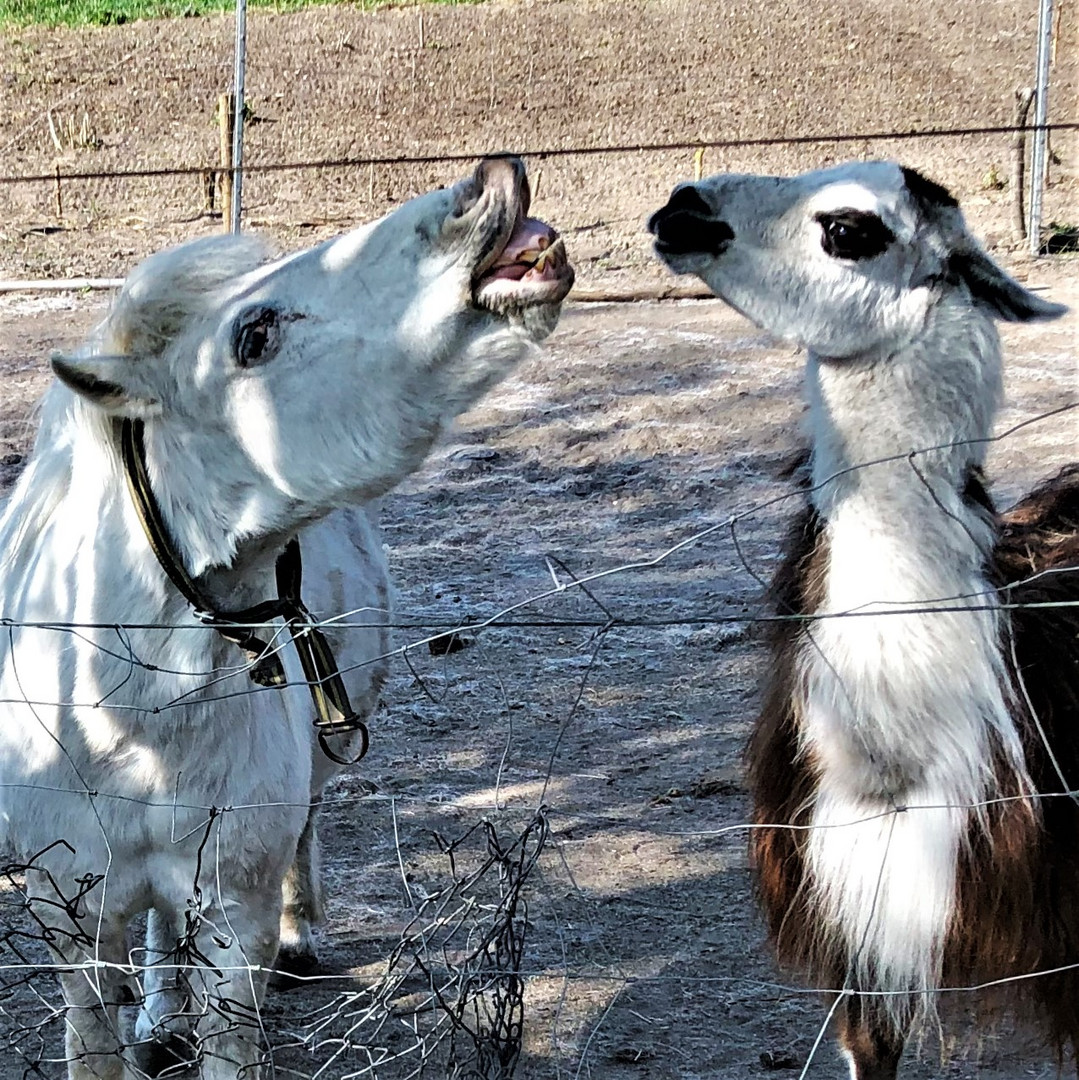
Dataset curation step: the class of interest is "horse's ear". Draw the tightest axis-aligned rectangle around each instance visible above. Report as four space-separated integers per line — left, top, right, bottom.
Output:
50 352 162 417
947 248 1068 323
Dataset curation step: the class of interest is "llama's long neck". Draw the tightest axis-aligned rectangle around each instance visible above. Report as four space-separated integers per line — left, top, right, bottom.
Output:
801 297 1023 787
806 299 1003 522
797 300 1031 1006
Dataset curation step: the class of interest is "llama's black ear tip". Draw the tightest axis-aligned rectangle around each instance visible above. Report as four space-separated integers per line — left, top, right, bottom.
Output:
900 166 959 211
1038 299 1069 321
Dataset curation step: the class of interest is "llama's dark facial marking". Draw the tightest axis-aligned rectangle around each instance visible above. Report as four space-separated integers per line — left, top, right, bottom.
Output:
900 167 959 212
815 210 896 261
660 184 713 218
648 185 735 258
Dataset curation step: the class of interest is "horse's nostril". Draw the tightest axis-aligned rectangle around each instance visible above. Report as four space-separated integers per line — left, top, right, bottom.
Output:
476 155 523 192
473 155 531 217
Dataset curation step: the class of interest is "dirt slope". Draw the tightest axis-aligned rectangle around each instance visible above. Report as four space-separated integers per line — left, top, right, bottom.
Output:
1 0 1076 291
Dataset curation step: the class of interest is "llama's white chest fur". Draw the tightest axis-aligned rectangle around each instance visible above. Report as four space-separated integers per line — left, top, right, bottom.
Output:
799 491 1025 998
797 323 1029 1000
802 493 1012 795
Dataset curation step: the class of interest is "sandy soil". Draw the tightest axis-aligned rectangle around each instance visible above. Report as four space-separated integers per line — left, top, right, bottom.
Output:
0 0 1077 1076
1 0 1076 293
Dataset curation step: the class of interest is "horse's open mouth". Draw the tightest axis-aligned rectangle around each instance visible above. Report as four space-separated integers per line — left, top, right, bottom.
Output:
471 160 574 312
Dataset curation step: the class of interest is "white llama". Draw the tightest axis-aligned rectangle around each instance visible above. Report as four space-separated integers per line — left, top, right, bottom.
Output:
0 155 572 1079
649 161 1076 1078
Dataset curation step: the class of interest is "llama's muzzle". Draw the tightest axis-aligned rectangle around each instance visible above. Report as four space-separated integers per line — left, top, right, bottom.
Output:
649 183 735 259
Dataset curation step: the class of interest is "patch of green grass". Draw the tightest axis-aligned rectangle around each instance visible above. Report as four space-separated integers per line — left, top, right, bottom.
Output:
1 0 477 29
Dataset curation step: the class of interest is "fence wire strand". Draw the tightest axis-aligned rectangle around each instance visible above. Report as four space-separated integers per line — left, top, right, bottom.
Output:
0 157 1074 1075
3 121 1077 187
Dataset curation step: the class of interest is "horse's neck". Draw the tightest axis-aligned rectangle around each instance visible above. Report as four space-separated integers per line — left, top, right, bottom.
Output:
142 422 293 598
3 396 280 624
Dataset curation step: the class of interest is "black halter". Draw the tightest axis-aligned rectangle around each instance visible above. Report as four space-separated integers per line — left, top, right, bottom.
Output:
119 417 369 767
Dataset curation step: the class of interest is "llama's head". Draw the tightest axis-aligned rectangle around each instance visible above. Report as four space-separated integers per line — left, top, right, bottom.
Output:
649 161 1066 359
49 157 572 552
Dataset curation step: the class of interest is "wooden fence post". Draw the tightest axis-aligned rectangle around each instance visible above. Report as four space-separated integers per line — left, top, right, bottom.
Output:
218 92 235 231
1011 87 1035 243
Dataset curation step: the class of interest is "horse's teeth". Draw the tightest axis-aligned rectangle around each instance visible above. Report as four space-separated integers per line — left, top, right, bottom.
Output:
533 237 565 271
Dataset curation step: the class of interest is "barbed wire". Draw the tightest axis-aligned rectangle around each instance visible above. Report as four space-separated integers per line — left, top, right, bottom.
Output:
3 121 1077 187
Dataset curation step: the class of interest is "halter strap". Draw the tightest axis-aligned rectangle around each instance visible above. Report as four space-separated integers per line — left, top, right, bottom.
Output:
120 417 369 766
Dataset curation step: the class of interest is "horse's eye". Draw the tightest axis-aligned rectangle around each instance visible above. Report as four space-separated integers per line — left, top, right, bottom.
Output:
816 211 895 260
234 306 281 368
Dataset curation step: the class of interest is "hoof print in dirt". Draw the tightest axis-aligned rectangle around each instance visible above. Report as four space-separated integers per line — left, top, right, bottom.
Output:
428 631 472 656
608 1044 658 1064
449 445 503 473
688 770 744 798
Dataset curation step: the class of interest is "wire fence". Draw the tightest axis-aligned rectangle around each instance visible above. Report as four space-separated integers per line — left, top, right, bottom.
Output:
6 117 1074 293
0 374 1073 1077
0 269 1074 1074
0 1 1076 1077
3 122 1077 188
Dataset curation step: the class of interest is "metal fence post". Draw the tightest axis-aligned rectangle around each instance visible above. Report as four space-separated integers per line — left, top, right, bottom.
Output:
1028 0 1054 256
230 0 248 234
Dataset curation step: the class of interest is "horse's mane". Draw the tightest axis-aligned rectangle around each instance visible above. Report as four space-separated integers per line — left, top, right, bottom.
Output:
0 234 273 576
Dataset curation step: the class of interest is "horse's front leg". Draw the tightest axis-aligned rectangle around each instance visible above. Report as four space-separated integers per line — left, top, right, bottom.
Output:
273 797 324 985
27 877 132 1080
133 906 198 1074
148 887 282 1080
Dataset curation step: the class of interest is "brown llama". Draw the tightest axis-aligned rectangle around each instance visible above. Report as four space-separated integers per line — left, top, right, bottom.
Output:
649 161 1077 1078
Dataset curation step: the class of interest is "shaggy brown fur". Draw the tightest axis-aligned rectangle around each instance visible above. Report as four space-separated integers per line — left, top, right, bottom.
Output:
748 464 1079 1064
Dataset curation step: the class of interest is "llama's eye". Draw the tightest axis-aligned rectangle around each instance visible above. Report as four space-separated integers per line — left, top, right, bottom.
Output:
234 306 281 368
816 211 895 261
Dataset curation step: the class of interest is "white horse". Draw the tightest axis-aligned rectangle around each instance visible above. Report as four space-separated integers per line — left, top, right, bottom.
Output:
0 155 572 1079
650 162 1074 1078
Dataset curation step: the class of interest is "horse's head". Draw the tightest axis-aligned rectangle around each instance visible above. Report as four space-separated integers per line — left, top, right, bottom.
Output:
50 156 572 562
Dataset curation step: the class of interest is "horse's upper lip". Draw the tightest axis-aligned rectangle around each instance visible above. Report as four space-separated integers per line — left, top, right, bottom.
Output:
470 157 574 310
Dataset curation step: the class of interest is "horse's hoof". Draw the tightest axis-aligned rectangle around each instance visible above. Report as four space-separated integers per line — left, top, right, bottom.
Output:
269 945 322 991
133 1032 197 1076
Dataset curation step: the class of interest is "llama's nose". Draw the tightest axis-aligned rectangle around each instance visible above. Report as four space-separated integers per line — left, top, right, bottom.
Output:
648 184 734 257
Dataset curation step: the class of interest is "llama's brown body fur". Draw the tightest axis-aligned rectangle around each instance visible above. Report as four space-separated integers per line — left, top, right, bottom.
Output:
748 464 1079 1055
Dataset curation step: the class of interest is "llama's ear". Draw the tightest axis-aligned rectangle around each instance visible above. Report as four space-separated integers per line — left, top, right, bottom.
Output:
50 352 162 417
947 248 1068 323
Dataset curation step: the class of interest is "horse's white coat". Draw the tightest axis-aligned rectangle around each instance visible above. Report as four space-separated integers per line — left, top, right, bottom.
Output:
0 165 561 1078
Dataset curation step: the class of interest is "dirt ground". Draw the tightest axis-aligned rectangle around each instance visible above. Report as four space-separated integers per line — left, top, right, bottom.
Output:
0 0 1078 1077
1 0 1077 289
